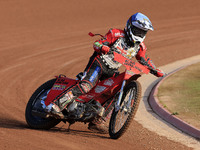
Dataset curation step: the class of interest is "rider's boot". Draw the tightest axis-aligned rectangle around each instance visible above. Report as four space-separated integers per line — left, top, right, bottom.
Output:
45 90 76 119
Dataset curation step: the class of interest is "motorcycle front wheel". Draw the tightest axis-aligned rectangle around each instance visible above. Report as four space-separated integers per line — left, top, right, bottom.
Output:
109 81 141 139
25 79 61 130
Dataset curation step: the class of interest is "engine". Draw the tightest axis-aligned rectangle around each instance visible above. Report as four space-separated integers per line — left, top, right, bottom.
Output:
65 100 104 122
66 101 85 119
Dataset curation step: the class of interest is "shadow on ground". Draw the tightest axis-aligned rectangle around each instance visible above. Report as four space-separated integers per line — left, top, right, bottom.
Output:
0 117 110 139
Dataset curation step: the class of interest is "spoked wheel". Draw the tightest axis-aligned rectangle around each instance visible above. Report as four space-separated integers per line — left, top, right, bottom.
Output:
109 81 141 139
25 79 60 129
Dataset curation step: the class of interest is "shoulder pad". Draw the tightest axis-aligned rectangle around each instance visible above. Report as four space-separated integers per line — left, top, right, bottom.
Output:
109 28 125 38
140 42 147 51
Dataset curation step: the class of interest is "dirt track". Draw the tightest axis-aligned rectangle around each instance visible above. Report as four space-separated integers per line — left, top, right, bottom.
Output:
0 0 200 149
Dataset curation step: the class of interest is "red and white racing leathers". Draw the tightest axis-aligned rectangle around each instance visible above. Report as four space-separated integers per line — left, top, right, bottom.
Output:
93 28 165 77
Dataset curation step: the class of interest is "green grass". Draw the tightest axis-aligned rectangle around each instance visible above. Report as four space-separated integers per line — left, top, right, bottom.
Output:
157 62 200 129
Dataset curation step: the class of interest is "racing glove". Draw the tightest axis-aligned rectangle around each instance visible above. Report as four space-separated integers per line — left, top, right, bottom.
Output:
150 68 166 77
101 45 110 54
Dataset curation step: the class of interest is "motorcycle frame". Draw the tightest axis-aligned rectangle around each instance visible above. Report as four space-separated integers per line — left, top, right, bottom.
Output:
45 52 149 112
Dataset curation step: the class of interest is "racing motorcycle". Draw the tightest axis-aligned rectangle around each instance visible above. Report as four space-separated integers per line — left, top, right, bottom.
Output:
25 38 150 139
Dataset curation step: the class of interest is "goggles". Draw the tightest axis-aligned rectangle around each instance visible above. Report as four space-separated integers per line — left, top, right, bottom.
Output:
131 26 147 38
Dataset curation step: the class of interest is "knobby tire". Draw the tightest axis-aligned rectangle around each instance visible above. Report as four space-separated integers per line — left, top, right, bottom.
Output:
109 81 141 139
25 79 60 129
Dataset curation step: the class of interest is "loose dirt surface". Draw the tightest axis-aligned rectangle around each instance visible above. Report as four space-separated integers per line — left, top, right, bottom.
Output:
0 0 200 150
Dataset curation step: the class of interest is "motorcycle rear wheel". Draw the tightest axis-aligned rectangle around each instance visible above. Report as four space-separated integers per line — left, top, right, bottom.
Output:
25 79 60 129
109 81 141 139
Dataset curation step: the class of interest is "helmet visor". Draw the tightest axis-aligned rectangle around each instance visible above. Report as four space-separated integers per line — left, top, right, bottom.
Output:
131 26 147 38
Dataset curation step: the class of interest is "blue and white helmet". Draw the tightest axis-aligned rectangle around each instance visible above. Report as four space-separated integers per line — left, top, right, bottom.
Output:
125 12 154 44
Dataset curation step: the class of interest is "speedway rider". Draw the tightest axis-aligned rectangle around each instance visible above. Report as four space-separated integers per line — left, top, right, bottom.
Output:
45 12 165 130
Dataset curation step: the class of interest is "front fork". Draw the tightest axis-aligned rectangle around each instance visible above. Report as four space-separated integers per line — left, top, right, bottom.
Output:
115 80 126 112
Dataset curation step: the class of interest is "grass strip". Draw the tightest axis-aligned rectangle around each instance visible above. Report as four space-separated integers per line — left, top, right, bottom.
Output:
158 62 200 129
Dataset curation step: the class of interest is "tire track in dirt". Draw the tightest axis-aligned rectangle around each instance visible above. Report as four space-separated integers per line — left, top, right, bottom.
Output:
0 0 200 150
0 34 192 150
0 35 194 150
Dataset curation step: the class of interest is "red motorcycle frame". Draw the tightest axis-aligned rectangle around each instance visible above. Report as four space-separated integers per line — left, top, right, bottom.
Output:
45 52 149 106
25 51 150 139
